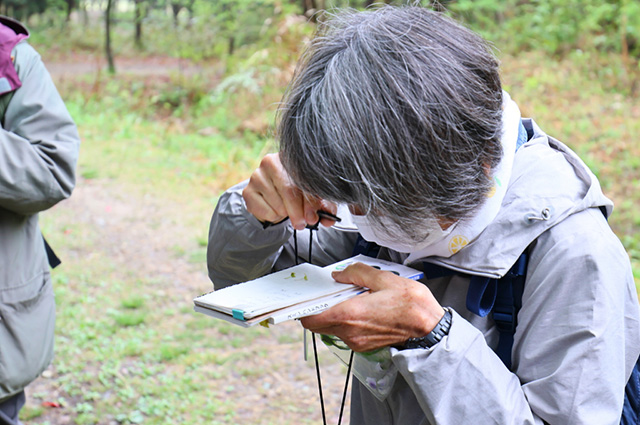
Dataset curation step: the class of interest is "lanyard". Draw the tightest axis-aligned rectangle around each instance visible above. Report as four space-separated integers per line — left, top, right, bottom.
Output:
294 226 354 425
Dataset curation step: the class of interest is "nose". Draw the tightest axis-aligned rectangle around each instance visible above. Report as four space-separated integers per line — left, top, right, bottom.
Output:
349 205 365 216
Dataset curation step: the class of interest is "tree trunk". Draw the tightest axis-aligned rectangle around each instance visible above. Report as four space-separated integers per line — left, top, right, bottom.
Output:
81 0 89 27
65 0 75 22
171 3 180 27
186 0 194 28
134 0 143 48
302 0 318 22
228 36 235 56
105 0 116 74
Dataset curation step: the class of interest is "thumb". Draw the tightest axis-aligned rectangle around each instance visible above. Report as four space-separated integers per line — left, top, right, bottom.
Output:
331 262 396 292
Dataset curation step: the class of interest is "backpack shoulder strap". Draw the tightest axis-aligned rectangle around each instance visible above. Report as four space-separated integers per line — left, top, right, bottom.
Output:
491 251 528 370
351 235 380 258
423 251 528 370
464 251 528 370
480 204 608 369
622 358 640 425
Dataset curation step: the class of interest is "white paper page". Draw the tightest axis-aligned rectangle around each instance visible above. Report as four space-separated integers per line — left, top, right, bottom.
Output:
193 305 257 328
194 263 357 319
267 286 367 324
326 254 424 280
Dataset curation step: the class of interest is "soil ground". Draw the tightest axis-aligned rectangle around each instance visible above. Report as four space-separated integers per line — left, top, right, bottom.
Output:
20 55 351 424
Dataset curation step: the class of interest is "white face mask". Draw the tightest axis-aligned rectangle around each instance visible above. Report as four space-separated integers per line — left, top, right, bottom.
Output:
349 214 457 254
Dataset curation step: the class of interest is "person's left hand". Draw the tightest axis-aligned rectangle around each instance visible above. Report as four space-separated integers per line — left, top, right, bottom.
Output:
300 262 445 352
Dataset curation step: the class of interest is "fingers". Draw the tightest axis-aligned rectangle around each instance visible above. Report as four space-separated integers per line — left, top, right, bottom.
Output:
300 294 361 331
243 170 288 224
331 262 400 291
243 154 306 229
301 263 445 352
243 153 338 230
317 199 339 227
300 291 420 352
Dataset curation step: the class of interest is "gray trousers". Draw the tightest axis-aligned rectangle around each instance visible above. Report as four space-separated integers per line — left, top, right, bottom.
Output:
0 391 24 425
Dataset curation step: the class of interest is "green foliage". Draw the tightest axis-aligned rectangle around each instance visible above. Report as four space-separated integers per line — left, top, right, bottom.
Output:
112 0 287 60
1 0 48 20
19 405 44 420
194 0 277 54
122 295 146 309
157 344 190 361
114 312 146 327
446 0 640 58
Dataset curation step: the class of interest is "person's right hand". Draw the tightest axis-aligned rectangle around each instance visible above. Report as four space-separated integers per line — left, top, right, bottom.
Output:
242 153 337 230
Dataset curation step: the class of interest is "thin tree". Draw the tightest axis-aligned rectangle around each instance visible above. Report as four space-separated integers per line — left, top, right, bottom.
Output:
134 0 143 48
64 0 76 22
105 0 115 74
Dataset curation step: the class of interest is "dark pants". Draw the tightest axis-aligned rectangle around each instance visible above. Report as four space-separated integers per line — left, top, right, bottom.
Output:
0 391 24 425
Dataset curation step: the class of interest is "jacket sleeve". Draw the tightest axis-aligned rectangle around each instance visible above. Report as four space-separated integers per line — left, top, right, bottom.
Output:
390 207 640 424
0 41 80 215
207 180 359 289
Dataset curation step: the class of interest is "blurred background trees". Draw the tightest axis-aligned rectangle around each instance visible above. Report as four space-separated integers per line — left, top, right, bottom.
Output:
2 0 639 63
0 0 635 94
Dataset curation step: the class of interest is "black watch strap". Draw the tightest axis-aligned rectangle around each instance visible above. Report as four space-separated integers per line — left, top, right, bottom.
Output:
397 308 452 350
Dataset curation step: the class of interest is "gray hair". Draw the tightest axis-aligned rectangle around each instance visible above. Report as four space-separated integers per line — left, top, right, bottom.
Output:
277 5 503 241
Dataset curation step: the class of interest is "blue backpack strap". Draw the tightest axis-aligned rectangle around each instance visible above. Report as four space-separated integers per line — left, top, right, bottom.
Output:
464 252 527 370
424 252 527 370
423 262 459 279
622 358 640 425
466 276 498 317
490 252 527 369
351 234 380 258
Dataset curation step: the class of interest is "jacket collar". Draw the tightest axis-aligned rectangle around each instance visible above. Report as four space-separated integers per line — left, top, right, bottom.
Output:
402 119 613 278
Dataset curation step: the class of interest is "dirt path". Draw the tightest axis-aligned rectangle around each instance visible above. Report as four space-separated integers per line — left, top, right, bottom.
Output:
24 175 351 424
15 54 352 424
44 52 207 79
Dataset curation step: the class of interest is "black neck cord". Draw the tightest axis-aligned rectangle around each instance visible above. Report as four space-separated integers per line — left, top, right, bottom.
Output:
338 350 355 424
294 225 353 425
294 229 299 265
312 331 328 425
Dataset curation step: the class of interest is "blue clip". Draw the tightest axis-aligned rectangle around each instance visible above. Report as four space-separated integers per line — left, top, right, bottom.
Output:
232 309 246 321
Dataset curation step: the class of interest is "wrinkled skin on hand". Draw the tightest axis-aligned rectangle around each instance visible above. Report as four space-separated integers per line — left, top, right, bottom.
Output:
242 153 337 230
301 262 445 353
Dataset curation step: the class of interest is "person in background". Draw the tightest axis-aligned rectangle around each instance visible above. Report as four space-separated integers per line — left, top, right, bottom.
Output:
207 6 640 424
0 16 80 425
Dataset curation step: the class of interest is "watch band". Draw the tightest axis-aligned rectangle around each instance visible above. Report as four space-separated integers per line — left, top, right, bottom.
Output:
397 308 452 350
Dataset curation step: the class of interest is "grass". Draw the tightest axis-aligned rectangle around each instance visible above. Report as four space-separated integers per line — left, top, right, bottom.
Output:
21 11 640 425
500 49 640 289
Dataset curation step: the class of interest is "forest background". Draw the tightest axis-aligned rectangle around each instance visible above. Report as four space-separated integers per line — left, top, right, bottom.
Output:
3 0 639 424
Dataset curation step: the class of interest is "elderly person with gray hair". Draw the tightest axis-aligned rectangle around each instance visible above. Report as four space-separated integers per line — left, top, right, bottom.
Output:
207 6 640 424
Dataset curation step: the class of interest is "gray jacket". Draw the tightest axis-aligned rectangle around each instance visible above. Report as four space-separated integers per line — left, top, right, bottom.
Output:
0 35 80 400
207 119 640 424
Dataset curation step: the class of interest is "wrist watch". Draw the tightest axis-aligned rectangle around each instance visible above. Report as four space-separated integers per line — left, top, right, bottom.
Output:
397 308 452 350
